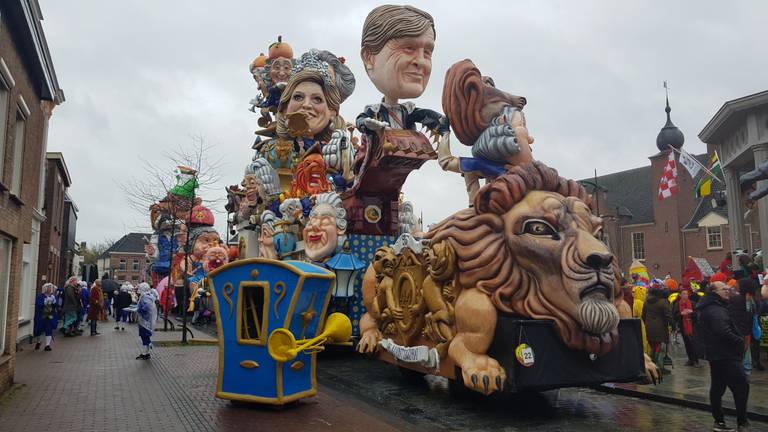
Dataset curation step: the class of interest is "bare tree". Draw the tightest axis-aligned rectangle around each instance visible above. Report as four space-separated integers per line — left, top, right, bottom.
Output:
82 238 116 266
120 134 226 222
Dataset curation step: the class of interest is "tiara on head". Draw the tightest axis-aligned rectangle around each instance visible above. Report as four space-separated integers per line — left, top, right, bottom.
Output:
294 49 332 86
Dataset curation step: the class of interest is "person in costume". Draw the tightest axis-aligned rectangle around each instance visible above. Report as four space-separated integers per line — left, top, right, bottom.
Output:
87 279 104 336
114 283 133 331
644 282 672 373
33 283 58 351
77 280 89 331
672 287 700 367
136 283 158 360
61 277 82 336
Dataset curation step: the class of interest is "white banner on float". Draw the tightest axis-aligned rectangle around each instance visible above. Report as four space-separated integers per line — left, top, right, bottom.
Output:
379 338 440 370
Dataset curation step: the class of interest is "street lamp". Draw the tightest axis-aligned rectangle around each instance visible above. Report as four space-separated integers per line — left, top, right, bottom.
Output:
325 241 366 298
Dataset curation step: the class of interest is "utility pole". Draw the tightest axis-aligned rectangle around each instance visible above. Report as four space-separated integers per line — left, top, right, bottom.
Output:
594 169 600 218
181 191 195 345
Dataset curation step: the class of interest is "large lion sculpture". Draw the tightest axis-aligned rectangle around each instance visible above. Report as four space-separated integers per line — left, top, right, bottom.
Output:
358 161 657 395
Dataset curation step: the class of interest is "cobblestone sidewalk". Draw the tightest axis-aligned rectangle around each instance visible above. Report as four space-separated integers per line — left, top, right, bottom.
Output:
0 321 411 432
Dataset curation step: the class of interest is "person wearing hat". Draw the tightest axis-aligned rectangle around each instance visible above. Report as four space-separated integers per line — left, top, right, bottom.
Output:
136 283 158 360
33 283 58 351
643 282 672 373
87 279 104 336
698 281 750 432
61 277 82 336
672 288 700 367
114 283 133 331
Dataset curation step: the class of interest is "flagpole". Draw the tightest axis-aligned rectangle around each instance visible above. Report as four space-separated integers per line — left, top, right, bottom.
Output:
667 145 724 183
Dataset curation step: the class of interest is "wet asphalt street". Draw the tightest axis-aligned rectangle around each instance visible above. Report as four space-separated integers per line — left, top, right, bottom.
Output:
318 351 768 432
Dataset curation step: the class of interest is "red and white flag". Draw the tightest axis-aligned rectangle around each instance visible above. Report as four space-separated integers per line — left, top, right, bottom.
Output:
658 151 678 200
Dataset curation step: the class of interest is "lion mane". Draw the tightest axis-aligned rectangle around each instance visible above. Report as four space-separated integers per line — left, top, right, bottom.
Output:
425 161 593 343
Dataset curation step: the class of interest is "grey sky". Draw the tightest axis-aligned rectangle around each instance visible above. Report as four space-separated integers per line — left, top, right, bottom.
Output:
39 0 768 244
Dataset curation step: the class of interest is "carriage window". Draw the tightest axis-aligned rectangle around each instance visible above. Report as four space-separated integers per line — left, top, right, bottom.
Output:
239 283 269 344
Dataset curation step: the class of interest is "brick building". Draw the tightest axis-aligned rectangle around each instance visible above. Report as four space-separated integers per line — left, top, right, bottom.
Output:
0 1 64 394
99 233 152 285
35 152 71 288
582 99 761 280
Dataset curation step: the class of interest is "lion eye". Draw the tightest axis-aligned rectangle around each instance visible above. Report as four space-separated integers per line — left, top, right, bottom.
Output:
522 219 559 238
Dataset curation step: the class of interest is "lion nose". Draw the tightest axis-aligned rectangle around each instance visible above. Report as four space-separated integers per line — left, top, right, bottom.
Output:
586 252 613 270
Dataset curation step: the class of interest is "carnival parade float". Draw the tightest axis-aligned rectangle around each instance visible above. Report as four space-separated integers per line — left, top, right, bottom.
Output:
141 4 657 404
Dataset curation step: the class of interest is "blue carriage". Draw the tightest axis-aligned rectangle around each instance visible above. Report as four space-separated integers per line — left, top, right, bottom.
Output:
209 258 350 404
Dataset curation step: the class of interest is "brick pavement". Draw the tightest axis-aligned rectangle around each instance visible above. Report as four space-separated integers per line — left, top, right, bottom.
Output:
602 337 768 421
0 321 412 432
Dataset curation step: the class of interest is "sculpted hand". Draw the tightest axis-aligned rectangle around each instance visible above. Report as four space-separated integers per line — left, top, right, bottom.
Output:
363 118 389 131
644 353 661 384
357 329 382 354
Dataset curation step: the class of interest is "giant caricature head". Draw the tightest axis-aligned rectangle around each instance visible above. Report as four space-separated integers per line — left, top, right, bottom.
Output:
303 192 346 262
258 210 278 260
192 230 220 261
361 5 436 103
241 172 263 208
243 158 280 203
250 52 268 94
443 59 533 166
202 245 229 273
266 36 294 86
290 153 332 197
277 70 342 141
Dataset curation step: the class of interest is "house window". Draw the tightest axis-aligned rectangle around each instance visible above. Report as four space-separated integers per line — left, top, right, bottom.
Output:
119 258 126 271
132 276 139 284
0 58 14 186
132 258 139 271
707 226 723 250
10 107 27 196
632 232 645 260
238 283 269 344
0 236 13 354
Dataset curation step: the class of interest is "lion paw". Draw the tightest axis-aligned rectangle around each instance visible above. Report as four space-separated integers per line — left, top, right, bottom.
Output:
357 329 382 354
459 354 506 395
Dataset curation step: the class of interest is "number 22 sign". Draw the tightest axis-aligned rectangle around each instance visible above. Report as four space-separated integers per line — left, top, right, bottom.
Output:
515 343 535 367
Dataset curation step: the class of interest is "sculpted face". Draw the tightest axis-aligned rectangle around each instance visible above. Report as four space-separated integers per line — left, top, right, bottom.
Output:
203 246 229 273
303 203 343 262
242 174 262 206
503 109 534 165
363 29 434 102
269 57 293 84
502 191 619 355
293 154 331 196
193 232 221 261
285 81 336 136
372 247 396 278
